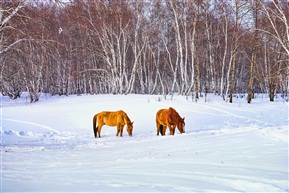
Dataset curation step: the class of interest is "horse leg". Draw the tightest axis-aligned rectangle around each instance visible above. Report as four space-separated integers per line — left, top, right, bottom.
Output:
162 125 167 136
156 122 161 135
159 125 163 136
169 124 175 135
116 125 120 136
94 126 98 138
120 125 124 137
98 126 103 138
97 122 104 138
172 125 176 135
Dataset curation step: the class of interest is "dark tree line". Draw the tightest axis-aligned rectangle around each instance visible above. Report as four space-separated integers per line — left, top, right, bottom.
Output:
1 0 288 103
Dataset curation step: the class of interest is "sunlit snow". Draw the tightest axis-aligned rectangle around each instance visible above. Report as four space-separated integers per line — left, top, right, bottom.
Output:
1 93 288 192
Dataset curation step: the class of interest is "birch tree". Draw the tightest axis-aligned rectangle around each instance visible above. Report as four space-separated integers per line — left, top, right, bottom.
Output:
194 0 200 100
0 1 26 54
218 0 230 99
258 0 289 101
126 0 146 94
185 1 198 96
169 0 186 94
229 0 249 103
204 0 216 94
247 0 260 103
0 1 27 98
1 0 288 101
259 0 289 56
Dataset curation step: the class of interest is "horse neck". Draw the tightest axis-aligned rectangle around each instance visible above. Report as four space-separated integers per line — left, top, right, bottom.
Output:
170 109 181 122
124 113 132 124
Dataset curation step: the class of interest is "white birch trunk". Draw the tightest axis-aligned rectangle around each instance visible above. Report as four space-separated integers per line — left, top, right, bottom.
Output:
220 5 228 98
185 6 197 96
169 0 185 94
205 0 216 94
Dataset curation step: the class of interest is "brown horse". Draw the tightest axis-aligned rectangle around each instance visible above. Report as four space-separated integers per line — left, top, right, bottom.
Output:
93 110 134 138
156 107 185 136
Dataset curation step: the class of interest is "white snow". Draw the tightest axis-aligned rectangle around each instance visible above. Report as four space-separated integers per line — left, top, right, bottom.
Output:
1 93 288 192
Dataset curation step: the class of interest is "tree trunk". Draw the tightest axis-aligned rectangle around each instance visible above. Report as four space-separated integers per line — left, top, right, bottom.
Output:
247 38 258 103
229 0 240 103
205 0 216 94
269 82 276 102
194 1 200 100
248 1 259 104
220 13 228 98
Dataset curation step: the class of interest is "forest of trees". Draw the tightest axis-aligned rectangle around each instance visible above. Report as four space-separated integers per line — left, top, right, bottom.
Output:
1 0 288 103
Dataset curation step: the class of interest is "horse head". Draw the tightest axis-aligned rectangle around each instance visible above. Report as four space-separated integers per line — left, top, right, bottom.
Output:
126 121 134 136
177 117 185 133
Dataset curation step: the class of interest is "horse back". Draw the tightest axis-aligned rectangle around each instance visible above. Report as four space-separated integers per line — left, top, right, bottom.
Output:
156 109 169 126
156 107 181 125
97 111 116 126
99 110 130 126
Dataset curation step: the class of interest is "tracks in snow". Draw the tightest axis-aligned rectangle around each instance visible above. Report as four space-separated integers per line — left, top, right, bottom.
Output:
2 118 59 133
197 103 273 126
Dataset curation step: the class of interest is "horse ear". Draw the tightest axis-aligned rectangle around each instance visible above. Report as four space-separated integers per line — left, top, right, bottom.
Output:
132 121 134 125
183 117 185 121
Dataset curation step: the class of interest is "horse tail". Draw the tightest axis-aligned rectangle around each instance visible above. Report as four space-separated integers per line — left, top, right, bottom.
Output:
93 114 98 138
159 124 164 136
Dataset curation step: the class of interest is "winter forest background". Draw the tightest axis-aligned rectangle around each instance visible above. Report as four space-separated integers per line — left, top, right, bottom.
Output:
1 0 288 103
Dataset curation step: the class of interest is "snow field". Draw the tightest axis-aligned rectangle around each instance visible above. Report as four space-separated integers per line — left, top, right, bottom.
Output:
1 94 288 192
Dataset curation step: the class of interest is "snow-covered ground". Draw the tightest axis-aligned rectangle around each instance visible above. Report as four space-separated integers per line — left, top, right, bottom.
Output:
1 93 288 192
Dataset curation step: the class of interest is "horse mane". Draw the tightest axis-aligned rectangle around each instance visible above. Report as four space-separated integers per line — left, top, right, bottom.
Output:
121 110 132 124
126 113 132 124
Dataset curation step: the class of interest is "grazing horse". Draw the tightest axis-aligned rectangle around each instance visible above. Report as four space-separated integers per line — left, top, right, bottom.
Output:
93 110 134 138
156 107 185 136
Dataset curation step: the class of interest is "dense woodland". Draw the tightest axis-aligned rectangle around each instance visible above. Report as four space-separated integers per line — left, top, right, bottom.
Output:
1 0 288 103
